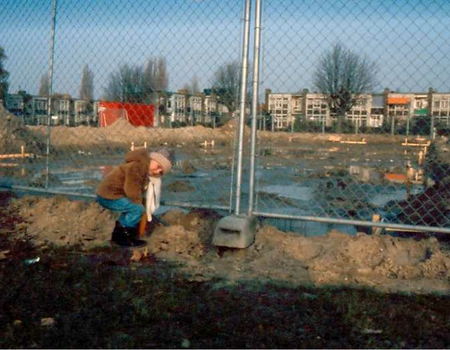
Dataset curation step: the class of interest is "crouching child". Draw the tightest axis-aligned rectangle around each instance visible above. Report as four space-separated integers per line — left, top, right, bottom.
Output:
96 147 174 247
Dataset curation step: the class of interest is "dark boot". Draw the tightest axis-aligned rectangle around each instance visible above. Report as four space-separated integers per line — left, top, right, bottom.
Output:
111 221 123 242
111 221 147 248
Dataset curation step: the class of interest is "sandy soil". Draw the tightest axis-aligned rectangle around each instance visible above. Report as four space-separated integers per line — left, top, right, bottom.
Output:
3 104 450 296
0 106 46 154
1 103 410 157
9 195 450 296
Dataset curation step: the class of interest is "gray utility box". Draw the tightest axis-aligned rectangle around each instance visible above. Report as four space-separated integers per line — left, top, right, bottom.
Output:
212 215 257 249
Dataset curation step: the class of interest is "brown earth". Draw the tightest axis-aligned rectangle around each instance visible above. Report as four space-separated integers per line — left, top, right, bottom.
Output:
26 117 234 152
3 106 450 296
0 105 46 154
8 195 450 296
0 105 411 157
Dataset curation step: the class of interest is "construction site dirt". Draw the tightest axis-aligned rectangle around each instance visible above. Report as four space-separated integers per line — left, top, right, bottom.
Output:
1 191 450 296
1 120 447 235
1 107 450 295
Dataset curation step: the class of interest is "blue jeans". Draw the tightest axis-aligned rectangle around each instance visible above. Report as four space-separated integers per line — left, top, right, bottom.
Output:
96 196 144 228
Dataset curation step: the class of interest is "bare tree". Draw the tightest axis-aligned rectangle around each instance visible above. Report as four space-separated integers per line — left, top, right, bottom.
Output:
142 56 168 102
190 75 200 95
101 56 170 104
38 74 50 97
313 44 377 133
182 75 201 95
154 56 168 92
103 64 146 103
80 65 94 101
103 57 169 103
211 60 240 114
0 46 8 106
143 58 155 97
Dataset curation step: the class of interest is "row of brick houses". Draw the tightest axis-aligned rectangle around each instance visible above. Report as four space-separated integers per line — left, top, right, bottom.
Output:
4 89 229 127
6 87 450 130
5 93 97 126
159 89 228 126
265 88 450 130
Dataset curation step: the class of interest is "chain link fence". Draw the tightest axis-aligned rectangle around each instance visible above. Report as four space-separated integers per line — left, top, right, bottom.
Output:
0 0 246 211
1 0 449 235
253 0 450 235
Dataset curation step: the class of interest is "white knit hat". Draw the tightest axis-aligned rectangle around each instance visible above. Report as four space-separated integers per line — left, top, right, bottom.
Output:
149 147 174 174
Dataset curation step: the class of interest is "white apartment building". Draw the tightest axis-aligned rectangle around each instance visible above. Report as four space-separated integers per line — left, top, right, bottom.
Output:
189 95 203 124
266 90 441 130
292 94 303 117
74 99 92 125
368 95 384 128
340 94 372 127
204 95 228 124
431 93 450 125
267 92 292 129
386 93 415 121
413 94 428 112
267 92 305 130
167 93 187 123
304 93 330 125
51 97 71 125
31 96 48 125
203 95 217 124
164 91 229 126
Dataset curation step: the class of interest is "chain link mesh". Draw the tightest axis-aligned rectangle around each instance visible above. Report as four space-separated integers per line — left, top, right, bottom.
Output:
1 0 449 234
0 0 245 210
255 0 450 234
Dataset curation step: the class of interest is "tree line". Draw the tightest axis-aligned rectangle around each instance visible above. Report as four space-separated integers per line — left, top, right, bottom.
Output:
1 43 377 129
34 57 242 115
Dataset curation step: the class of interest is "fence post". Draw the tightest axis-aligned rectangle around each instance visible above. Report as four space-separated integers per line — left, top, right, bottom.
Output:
248 0 262 216
430 115 435 139
391 115 395 135
45 0 58 189
406 115 410 136
234 0 252 216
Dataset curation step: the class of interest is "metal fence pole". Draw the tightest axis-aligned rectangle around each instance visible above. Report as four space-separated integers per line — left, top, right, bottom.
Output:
248 0 262 216
390 115 395 135
235 0 252 216
253 211 450 235
406 115 410 136
430 114 435 139
45 0 58 188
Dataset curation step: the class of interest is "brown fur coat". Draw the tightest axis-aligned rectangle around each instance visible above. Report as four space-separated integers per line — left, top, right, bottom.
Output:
96 148 150 204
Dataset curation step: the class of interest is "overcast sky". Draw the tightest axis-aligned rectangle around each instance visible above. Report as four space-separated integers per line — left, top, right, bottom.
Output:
1 0 450 99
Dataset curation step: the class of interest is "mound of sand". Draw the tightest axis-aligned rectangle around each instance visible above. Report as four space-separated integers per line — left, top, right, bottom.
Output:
220 118 250 135
26 118 229 152
0 105 45 154
11 195 116 247
9 195 450 295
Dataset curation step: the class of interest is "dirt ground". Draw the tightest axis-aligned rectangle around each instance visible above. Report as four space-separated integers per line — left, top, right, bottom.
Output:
7 194 450 296
3 104 450 297
1 103 410 156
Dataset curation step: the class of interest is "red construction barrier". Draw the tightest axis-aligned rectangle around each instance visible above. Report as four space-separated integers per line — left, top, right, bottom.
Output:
98 101 155 127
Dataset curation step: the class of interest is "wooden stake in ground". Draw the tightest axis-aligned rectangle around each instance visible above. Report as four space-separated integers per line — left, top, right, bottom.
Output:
138 214 147 237
372 214 382 235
